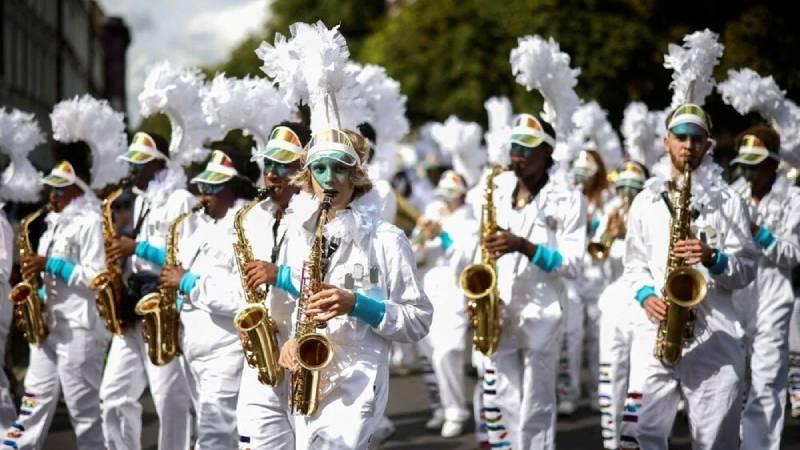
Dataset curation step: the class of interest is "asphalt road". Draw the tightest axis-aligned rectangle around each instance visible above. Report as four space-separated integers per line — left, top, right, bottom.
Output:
40 370 800 449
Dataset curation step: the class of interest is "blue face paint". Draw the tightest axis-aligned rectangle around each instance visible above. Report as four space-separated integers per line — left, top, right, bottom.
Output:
309 158 350 191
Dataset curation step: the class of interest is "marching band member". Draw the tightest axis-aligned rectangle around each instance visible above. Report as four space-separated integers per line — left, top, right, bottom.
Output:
729 126 800 450
717 66 800 442
100 131 195 450
236 122 310 450
0 108 46 431
620 30 757 449
790 297 800 419
595 101 661 449
276 128 432 449
413 170 478 438
2 96 127 450
158 150 257 449
480 112 585 449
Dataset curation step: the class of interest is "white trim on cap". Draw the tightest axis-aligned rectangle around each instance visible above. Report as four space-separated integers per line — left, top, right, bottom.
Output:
511 126 556 147
307 141 361 165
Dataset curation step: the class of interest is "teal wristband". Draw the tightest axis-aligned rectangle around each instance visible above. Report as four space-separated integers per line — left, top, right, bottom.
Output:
439 231 454 251
530 245 563 272
754 226 777 250
635 285 657 307
135 241 167 266
275 265 300 298
350 292 386 327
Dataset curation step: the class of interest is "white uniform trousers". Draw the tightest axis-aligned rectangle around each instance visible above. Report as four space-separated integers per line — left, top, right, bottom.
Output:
2 325 105 450
559 290 584 405
417 311 470 423
492 346 560 450
294 363 390 450
99 321 192 450
789 298 800 413
735 285 795 450
620 323 742 450
0 285 15 431
236 362 293 450
596 281 640 450
183 342 243 450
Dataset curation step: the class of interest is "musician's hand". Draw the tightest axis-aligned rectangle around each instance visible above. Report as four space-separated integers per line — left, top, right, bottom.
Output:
106 236 136 263
21 255 47 280
750 222 759 236
417 218 442 241
484 230 536 258
673 239 713 266
644 296 667 323
305 284 356 322
244 260 278 291
159 265 186 290
279 339 298 371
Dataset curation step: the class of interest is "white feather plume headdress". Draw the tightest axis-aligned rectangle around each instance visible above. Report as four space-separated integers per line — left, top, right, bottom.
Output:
484 97 513 167
567 101 623 169
621 102 662 168
430 115 485 188
717 68 800 167
201 74 293 155
664 29 724 109
50 95 128 189
0 108 45 202
510 35 582 144
138 61 223 167
350 62 410 180
257 21 368 134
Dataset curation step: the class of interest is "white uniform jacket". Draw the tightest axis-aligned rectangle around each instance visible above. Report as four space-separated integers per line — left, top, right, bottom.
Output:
624 157 758 356
179 200 248 357
491 171 586 354
281 191 433 397
131 168 198 275
38 194 105 330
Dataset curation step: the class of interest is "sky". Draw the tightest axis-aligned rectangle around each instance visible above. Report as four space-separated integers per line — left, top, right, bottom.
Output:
97 0 269 125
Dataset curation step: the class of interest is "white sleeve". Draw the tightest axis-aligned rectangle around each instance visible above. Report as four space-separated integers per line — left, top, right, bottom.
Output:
373 230 433 343
68 217 106 288
553 191 587 279
762 195 800 269
0 216 13 283
623 196 656 293
711 194 757 290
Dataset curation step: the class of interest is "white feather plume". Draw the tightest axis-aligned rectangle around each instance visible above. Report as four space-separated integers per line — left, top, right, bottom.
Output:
622 102 662 168
353 63 409 145
430 116 485 187
718 68 800 167
510 35 582 140
568 101 623 170
50 95 128 189
0 108 45 202
664 29 724 109
138 61 223 166
202 74 292 154
484 97 513 167
257 21 366 133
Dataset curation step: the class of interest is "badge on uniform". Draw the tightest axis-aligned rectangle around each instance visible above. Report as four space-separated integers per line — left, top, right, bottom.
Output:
545 215 559 231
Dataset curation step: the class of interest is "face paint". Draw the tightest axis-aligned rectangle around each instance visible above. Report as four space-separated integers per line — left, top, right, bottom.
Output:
309 158 350 191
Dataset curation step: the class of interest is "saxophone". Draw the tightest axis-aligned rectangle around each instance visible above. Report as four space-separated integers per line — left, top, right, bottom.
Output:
290 191 336 416
135 203 202 366
89 178 129 335
587 197 631 262
459 165 503 356
8 205 50 345
653 163 708 366
232 189 284 387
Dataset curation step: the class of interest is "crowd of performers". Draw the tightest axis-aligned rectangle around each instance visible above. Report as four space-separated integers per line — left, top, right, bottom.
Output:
0 22 798 450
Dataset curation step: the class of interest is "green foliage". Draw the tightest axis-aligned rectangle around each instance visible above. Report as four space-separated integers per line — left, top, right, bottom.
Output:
205 0 798 150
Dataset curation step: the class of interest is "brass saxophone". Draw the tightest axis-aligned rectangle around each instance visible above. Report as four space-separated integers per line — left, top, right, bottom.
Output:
654 163 708 366
232 189 284 387
8 205 50 345
459 165 503 356
135 203 202 366
587 198 630 262
290 191 336 416
89 178 129 335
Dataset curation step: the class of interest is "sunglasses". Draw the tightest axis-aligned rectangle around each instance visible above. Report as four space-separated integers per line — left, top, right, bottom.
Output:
50 187 68 198
197 183 226 195
263 159 291 177
509 143 537 158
